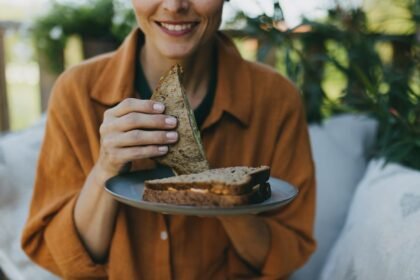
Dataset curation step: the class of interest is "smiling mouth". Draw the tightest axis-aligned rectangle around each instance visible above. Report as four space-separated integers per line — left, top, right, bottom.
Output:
156 21 199 36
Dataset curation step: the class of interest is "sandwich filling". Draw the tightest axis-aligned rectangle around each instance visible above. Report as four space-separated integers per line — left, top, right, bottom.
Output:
167 187 209 194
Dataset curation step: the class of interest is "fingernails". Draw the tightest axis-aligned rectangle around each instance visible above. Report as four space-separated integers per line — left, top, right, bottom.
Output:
153 103 165 112
166 131 178 141
165 117 177 126
158 146 168 153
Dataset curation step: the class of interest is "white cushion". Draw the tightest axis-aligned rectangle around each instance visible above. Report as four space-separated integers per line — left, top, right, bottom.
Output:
0 149 17 207
0 117 58 280
0 250 25 280
291 114 378 280
321 159 420 280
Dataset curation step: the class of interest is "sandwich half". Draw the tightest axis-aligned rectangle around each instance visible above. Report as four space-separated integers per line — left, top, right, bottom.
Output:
150 64 209 175
143 166 271 207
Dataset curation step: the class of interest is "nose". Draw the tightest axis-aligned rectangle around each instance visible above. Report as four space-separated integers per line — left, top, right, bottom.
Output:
162 0 189 13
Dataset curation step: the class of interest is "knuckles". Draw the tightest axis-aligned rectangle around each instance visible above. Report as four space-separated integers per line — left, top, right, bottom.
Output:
124 112 139 127
120 98 136 108
99 123 108 136
131 130 143 142
103 109 111 119
101 136 114 148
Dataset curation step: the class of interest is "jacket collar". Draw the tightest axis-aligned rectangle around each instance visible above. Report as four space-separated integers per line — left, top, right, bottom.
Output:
90 29 138 105
90 29 252 128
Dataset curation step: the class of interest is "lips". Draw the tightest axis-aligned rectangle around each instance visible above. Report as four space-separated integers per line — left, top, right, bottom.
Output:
155 21 199 37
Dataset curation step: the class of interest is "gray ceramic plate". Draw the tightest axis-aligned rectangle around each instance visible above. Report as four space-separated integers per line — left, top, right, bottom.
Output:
105 167 298 216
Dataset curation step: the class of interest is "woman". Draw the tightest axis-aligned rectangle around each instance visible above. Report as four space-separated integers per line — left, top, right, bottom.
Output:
22 0 316 279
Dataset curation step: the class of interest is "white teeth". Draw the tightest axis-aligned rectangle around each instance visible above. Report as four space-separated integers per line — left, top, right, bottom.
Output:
160 23 194 32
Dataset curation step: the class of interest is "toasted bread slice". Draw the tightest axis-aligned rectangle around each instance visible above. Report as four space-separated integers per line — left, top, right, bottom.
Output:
144 166 270 195
143 182 271 207
151 64 209 175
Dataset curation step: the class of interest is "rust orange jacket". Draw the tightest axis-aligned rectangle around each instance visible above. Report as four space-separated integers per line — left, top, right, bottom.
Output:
21 29 316 279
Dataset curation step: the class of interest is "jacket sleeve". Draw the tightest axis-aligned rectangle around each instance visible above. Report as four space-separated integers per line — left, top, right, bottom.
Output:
262 90 316 278
21 74 108 279
229 89 316 279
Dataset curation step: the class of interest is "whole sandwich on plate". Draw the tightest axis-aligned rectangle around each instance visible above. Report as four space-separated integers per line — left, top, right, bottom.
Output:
143 64 271 207
144 166 271 207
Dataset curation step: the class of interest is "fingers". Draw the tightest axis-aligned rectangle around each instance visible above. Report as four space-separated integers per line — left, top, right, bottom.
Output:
105 130 179 148
97 98 178 175
102 98 178 133
106 98 165 118
100 112 177 135
113 145 170 163
115 112 177 132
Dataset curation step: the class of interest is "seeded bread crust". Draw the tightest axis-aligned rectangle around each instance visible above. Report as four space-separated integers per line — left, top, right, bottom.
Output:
144 166 270 195
151 64 209 175
143 183 271 207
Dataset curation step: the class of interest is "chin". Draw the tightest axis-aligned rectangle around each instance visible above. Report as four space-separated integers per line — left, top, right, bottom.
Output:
161 52 186 60
159 45 197 61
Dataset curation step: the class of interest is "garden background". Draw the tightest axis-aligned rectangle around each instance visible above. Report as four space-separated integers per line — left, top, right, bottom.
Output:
0 0 418 169
0 1 419 279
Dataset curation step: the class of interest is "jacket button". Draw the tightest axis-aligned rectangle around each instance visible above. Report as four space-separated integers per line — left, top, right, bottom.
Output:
160 231 168 240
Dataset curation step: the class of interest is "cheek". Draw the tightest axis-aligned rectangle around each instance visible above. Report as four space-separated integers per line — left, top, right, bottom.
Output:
197 2 224 29
131 0 156 26
200 1 224 17
202 1 223 31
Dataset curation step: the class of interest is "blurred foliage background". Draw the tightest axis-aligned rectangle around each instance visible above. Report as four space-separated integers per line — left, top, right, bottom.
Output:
0 0 419 169
225 0 419 169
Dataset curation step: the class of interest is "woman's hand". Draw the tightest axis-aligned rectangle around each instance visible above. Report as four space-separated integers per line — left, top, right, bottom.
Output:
75 97 178 262
96 98 178 179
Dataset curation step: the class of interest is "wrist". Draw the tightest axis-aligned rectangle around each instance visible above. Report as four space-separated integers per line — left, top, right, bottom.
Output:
84 164 119 207
90 163 116 187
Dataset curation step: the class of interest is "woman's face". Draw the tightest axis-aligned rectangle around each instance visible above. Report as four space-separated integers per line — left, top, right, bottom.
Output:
131 0 224 59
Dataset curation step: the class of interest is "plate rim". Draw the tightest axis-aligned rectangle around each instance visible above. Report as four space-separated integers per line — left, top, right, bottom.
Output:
105 173 298 216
